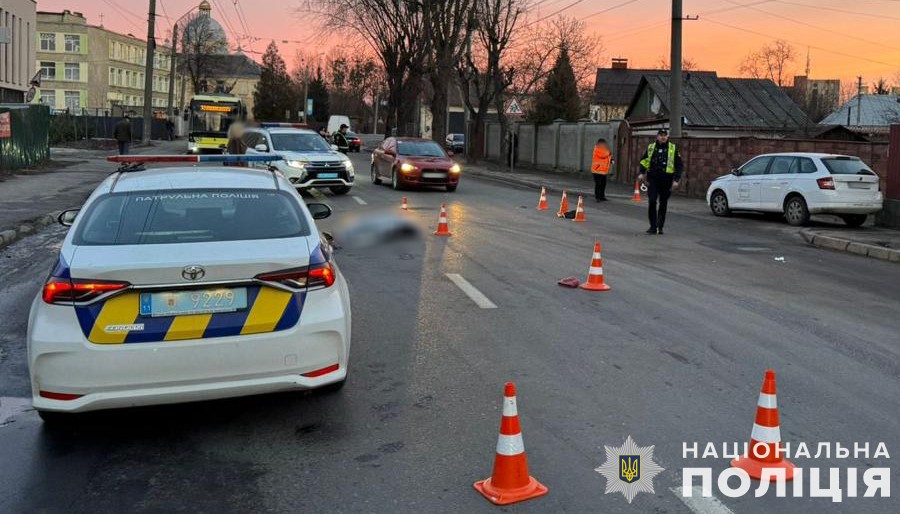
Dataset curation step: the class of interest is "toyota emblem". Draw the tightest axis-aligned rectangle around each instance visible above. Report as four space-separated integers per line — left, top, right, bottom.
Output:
182 265 205 281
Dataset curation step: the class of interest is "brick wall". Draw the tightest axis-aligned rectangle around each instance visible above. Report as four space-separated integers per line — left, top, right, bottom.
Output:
619 135 890 199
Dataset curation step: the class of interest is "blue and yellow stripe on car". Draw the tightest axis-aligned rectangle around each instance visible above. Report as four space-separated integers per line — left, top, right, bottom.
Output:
74 285 305 344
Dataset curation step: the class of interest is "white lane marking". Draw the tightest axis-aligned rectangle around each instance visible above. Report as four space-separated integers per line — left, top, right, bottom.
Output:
671 487 736 514
351 195 367 205
445 273 498 309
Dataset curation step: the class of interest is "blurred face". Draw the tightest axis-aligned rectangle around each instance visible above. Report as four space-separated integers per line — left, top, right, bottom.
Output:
657 133 668 144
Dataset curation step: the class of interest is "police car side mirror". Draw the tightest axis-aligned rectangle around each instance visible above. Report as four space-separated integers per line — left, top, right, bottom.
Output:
330 144 339 152
58 209 79 227
307 202 332 220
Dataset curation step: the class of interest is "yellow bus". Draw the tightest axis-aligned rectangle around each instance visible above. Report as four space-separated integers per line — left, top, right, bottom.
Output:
186 94 245 154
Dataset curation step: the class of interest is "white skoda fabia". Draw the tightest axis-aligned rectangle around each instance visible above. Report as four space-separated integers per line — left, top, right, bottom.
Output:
27 156 351 421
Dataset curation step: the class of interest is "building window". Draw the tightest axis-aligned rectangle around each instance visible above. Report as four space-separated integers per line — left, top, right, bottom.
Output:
40 61 56 80
109 67 115 85
64 63 80 81
40 33 56 51
42 90 56 108
64 91 80 111
116 69 123 86
64 34 81 53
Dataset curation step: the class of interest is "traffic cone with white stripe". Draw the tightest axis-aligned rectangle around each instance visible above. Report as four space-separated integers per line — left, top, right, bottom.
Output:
401 197 408 211
580 241 610 291
434 203 452 236
631 181 642 202
474 382 548 505
731 369 795 481
556 190 569 218
536 187 548 210
573 196 586 222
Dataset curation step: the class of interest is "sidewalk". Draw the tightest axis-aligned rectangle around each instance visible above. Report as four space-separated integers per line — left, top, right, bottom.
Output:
0 140 184 250
464 160 900 263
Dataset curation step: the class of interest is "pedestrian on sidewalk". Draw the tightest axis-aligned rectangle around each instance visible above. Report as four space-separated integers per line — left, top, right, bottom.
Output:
165 118 175 141
591 138 614 201
638 129 683 235
113 115 132 155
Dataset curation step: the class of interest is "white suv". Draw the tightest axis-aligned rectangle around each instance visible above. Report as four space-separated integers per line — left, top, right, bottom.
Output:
243 126 355 194
706 153 883 226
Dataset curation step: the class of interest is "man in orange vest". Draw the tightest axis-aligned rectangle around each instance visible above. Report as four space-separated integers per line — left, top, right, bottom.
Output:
591 138 614 201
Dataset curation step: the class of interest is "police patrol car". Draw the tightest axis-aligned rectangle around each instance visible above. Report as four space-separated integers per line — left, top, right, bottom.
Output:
28 154 351 421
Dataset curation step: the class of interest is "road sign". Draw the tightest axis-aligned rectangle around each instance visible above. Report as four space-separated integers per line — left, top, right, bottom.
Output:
0 112 11 139
506 98 523 115
25 87 36 103
306 98 314 116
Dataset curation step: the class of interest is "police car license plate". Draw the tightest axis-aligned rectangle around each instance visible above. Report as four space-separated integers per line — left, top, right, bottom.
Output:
140 288 248 317
423 172 446 178
317 173 339 179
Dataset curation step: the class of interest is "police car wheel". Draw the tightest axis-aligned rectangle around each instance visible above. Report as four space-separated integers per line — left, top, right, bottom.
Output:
371 164 382 185
710 190 731 216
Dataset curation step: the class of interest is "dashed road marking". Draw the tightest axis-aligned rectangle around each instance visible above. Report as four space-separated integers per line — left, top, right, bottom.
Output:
670 487 735 514
445 273 498 309
352 196 367 205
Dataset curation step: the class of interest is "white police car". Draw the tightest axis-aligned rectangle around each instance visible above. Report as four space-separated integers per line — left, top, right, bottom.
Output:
28 154 351 421
243 125 355 194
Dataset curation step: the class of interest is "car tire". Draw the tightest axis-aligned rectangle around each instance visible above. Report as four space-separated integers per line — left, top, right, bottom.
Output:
330 186 351 195
710 190 731 216
841 214 867 227
392 169 402 190
784 195 810 226
446 184 458 192
371 164 382 185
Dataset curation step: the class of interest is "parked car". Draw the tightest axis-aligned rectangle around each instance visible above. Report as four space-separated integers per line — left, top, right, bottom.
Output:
346 131 362 152
243 126 354 195
706 153 883 226
445 133 465 154
371 137 461 192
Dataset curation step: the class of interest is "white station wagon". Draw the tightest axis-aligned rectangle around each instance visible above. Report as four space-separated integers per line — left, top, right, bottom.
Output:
706 153 883 226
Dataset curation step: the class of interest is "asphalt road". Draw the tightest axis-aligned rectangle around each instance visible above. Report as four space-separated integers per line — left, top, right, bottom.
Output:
1 151 898 513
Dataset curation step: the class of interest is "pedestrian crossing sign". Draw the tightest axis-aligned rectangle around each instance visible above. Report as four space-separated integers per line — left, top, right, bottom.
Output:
506 98 523 115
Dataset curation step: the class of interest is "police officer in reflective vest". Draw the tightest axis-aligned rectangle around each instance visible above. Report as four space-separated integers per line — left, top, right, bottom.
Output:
638 129 684 235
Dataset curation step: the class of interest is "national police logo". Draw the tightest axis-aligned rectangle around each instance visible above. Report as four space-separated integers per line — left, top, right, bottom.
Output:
595 436 664 503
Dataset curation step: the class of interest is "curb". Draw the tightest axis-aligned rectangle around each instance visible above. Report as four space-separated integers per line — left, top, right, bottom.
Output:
464 168 635 201
800 229 900 263
0 213 58 252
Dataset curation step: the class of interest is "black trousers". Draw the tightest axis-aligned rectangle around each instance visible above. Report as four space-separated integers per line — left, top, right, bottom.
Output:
647 180 673 229
592 173 608 200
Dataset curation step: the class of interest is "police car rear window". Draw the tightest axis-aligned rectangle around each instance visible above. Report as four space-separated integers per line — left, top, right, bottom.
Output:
74 189 310 245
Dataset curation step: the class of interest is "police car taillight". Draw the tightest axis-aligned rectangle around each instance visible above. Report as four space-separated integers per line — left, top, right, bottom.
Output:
42 277 130 304
255 263 335 290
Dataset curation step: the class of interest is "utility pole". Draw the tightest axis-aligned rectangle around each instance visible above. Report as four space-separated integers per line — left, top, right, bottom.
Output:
302 59 309 123
142 0 157 144
166 23 178 119
856 75 863 127
669 0 683 138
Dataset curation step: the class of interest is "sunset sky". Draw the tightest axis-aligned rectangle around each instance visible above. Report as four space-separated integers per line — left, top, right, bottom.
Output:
37 0 900 85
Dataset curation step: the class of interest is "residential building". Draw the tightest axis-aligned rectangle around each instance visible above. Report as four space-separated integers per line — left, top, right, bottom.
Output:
819 94 900 141
0 0 37 103
787 75 841 122
35 10 172 114
625 74 812 136
589 58 717 122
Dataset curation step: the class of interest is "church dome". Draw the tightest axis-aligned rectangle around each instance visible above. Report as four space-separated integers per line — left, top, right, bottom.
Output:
183 0 228 54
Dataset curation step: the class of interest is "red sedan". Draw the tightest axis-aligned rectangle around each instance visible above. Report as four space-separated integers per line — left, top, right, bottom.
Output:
371 137 461 192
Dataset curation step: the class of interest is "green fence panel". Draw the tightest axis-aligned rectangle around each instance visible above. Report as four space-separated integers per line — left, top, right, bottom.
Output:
0 105 51 171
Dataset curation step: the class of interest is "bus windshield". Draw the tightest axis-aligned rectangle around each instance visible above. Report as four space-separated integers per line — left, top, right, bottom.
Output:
189 97 242 135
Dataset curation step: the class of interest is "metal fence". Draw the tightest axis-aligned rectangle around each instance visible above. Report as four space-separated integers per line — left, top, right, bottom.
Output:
484 121 623 175
0 105 51 171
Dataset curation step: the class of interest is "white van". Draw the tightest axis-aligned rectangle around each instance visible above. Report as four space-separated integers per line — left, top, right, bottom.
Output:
327 115 351 135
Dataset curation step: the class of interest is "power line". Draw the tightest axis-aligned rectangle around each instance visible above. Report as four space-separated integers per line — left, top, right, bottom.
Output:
704 17 900 68
583 0 642 20
524 0 590 27
772 0 900 21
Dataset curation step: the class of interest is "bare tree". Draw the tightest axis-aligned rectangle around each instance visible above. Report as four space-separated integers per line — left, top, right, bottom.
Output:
512 15 604 97
872 77 891 95
839 79 857 104
457 0 527 162
181 11 229 95
306 0 428 136
423 0 473 145
738 40 796 86
654 56 699 72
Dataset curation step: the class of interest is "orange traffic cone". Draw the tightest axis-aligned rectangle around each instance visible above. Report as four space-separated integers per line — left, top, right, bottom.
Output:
580 242 611 291
731 370 795 481
631 181 642 202
573 196 586 222
401 197 409 211
434 203 452 236
474 382 548 505
536 187 548 210
556 190 569 218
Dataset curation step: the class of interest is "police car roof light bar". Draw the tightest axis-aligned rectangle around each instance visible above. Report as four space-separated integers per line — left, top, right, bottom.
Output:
106 154 284 164
257 122 310 129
